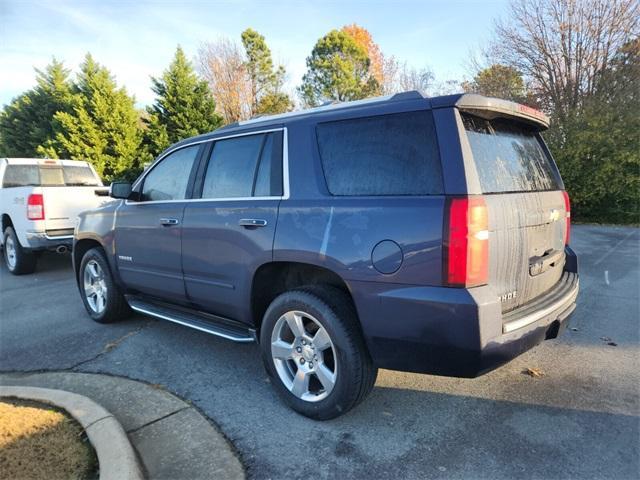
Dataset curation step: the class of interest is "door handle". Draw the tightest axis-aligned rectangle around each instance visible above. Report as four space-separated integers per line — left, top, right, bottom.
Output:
160 218 180 226
529 249 563 276
238 218 267 228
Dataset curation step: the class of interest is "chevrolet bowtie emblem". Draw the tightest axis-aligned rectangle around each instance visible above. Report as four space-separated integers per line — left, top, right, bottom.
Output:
549 209 560 222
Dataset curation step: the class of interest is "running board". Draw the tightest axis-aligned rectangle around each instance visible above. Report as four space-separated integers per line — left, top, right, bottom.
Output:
126 296 256 343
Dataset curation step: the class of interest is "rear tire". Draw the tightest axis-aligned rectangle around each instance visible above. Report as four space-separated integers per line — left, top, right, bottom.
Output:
260 286 377 420
79 247 130 323
3 227 36 275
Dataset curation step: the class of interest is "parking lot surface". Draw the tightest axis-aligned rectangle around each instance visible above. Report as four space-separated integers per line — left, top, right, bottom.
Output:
1 225 638 479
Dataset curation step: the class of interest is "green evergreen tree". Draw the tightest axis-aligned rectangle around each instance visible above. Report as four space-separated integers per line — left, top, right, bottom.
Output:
546 39 640 223
462 64 528 104
241 28 292 115
299 30 380 107
144 46 223 158
0 59 74 157
41 54 142 181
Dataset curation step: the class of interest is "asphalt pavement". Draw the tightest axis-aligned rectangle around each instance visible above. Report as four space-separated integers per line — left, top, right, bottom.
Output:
1 225 638 479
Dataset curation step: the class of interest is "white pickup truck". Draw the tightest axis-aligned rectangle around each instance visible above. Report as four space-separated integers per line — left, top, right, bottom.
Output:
1 158 110 274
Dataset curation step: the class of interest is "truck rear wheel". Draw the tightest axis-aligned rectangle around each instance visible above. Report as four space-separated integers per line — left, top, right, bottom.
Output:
3 227 36 275
260 286 377 420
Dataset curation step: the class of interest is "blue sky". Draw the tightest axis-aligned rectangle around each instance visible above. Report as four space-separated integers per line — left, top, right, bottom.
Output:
1 0 509 107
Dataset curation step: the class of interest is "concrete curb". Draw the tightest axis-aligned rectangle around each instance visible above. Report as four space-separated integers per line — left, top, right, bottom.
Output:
1 386 144 480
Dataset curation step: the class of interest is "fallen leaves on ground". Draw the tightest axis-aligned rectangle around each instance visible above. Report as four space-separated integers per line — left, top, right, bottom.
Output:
524 367 545 378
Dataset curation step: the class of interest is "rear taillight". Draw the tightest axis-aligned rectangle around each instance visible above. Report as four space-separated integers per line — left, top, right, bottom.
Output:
444 196 489 287
27 194 45 220
562 190 571 245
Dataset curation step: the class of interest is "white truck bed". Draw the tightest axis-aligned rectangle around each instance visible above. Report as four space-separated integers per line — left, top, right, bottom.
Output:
1 158 111 249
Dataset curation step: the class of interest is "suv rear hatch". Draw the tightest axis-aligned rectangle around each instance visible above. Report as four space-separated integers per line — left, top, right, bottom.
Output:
459 109 569 313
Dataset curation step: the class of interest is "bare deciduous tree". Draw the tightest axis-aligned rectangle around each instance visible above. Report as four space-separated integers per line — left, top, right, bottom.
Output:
197 39 252 124
491 0 639 117
377 59 436 95
396 62 436 94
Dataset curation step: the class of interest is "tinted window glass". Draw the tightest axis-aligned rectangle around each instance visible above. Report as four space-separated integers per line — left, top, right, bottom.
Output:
316 111 443 196
202 134 264 198
38 167 65 186
254 132 284 197
462 114 561 193
63 166 100 186
142 145 199 201
2 165 39 187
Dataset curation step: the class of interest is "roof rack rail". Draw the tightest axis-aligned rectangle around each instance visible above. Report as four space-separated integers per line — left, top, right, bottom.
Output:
389 90 425 101
233 91 428 127
214 121 240 131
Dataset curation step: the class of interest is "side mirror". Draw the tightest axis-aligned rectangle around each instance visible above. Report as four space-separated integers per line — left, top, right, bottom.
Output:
109 182 133 199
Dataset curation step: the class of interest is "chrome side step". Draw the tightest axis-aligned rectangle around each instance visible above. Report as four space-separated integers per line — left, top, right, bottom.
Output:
126 297 256 343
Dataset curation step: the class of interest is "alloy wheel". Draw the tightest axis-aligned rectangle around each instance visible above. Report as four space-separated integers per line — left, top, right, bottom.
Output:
271 310 338 402
83 260 107 314
5 235 16 269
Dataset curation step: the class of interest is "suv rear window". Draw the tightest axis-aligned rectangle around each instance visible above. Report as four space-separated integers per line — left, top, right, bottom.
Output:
316 111 443 196
2 164 100 188
462 114 562 193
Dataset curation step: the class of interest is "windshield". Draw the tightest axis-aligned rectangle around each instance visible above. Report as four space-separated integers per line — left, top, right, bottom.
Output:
462 113 562 193
2 164 100 188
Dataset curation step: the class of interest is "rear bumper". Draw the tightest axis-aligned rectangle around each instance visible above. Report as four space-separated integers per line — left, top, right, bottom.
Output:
351 246 579 378
24 231 73 250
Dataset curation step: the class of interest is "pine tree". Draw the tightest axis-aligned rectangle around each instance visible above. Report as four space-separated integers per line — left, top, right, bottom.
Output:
0 59 74 157
299 30 380 107
41 54 142 181
144 46 223 158
241 28 292 115
461 64 528 104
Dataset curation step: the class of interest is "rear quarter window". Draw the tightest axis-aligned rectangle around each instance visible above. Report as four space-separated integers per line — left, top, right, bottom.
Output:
462 113 562 193
316 110 443 196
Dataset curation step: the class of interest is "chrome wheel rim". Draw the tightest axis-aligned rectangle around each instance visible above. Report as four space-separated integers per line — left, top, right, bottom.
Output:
5 236 16 269
271 310 337 402
83 260 107 314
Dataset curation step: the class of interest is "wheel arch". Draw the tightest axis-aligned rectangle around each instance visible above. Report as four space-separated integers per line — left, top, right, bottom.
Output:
250 261 363 335
73 238 106 283
1 213 13 235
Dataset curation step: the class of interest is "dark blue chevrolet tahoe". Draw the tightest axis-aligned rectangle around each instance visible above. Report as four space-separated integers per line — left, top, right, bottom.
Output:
74 92 579 419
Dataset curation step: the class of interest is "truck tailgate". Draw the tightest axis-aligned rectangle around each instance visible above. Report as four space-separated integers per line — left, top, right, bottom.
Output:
42 187 110 232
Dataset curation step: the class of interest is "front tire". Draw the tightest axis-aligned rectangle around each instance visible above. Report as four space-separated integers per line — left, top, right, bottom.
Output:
260 286 377 420
3 227 36 275
79 247 130 323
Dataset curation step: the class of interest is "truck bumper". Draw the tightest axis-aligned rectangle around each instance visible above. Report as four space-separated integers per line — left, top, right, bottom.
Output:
350 247 579 378
24 231 74 251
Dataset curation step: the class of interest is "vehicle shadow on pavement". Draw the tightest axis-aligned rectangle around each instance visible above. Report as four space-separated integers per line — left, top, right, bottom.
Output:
327 384 640 479
64 316 639 479
0 251 72 278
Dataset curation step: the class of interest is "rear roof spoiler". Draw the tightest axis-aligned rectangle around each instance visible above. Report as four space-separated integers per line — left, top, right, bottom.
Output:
431 93 550 130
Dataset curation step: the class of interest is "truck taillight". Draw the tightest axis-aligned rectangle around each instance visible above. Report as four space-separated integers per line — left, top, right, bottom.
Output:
562 190 570 245
27 194 45 220
444 196 489 287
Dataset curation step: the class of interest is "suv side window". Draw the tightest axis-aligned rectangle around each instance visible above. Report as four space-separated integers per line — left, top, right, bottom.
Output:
202 131 283 199
316 111 443 196
141 145 200 201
